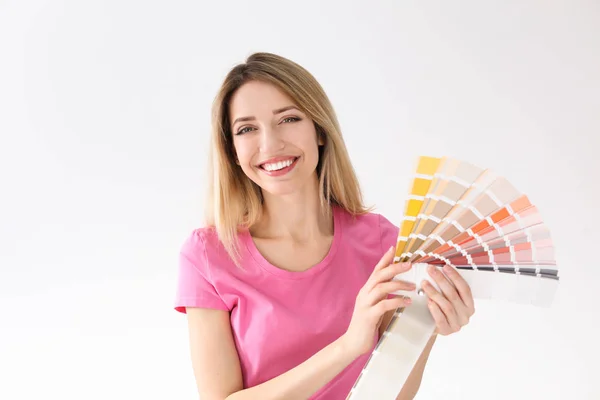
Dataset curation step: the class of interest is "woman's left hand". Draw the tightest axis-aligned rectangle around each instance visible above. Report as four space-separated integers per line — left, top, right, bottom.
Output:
422 264 475 336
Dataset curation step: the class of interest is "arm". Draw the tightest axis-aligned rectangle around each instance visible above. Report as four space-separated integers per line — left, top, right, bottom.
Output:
186 307 359 400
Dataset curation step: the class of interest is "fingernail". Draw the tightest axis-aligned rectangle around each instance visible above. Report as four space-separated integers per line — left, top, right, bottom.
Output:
405 297 412 304
443 265 452 274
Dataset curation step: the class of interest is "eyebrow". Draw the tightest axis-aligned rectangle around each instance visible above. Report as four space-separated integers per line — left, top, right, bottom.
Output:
231 105 300 128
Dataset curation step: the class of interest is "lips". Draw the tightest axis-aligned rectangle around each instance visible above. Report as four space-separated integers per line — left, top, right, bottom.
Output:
257 156 299 172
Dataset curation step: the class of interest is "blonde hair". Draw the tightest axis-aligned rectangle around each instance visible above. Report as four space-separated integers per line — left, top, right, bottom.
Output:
205 52 372 264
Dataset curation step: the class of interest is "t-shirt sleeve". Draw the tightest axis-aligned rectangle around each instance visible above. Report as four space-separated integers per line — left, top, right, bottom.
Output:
173 230 229 314
378 213 400 253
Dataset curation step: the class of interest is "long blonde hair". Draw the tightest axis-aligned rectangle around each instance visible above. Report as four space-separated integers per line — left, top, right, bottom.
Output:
205 52 372 264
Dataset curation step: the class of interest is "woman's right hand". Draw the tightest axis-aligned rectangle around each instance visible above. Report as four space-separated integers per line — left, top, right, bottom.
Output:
341 246 415 357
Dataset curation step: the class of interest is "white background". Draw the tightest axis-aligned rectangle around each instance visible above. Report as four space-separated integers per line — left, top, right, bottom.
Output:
1 1 599 399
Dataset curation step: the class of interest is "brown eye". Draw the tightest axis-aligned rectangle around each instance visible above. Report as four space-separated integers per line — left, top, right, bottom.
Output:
282 117 300 123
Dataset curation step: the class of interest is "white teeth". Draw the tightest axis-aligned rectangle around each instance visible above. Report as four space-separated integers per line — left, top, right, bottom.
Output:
262 158 295 171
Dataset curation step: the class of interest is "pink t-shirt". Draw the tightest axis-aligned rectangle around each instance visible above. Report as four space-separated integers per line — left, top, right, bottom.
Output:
174 206 399 399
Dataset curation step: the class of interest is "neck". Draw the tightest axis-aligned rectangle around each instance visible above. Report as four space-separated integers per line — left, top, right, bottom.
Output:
251 175 333 243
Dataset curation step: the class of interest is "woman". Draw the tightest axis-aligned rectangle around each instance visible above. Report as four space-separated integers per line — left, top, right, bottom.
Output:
174 52 475 400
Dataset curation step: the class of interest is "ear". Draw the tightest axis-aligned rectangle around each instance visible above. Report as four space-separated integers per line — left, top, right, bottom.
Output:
231 148 240 165
317 131 326 146
314 124 326 146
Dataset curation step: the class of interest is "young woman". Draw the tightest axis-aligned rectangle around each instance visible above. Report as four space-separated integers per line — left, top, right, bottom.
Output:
174 52 475 400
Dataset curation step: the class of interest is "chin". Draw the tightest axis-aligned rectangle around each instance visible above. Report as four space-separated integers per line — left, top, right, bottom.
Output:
255 171 319 199
259 182 305 197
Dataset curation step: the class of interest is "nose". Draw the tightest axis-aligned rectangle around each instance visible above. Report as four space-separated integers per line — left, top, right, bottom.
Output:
258 126 285 153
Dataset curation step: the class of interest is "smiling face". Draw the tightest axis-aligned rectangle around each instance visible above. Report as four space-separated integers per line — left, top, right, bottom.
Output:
229 80 323 197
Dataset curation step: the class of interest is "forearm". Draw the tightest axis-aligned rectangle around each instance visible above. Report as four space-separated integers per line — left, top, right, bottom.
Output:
225 335 358 400
395 333 437 400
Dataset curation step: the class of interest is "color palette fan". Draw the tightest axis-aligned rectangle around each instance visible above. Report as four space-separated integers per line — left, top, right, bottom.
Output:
346 155 560 400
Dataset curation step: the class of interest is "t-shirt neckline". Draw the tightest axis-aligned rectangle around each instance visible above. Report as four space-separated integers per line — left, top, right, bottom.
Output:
241 205 343 280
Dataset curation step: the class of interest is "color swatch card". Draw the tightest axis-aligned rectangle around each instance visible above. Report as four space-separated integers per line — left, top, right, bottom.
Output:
346 156 560 400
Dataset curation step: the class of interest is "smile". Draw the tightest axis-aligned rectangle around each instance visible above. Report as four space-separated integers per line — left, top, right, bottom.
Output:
257 156 299 176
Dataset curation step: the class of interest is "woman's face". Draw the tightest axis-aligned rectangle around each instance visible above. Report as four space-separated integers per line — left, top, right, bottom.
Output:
229 80 323 197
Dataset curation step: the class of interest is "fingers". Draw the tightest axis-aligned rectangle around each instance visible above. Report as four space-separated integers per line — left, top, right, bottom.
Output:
423 264 477 334
365 263 412 293
426 265 470 324
373 246 396 271
374 296 411 316
366 261 412 293
357 247 416 322
422 277 461 331
441 265 475 315
365 280 415 305
427 298 454 335
375 262 413 285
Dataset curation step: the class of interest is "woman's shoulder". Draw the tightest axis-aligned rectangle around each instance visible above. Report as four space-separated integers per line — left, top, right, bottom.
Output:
337 207 399 250
179 224 251 272
337 207 398 232
174 225 234 313
180 225 218 254
178 224 228 265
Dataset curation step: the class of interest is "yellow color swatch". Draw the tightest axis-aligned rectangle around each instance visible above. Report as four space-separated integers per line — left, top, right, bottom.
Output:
395 156 441 261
